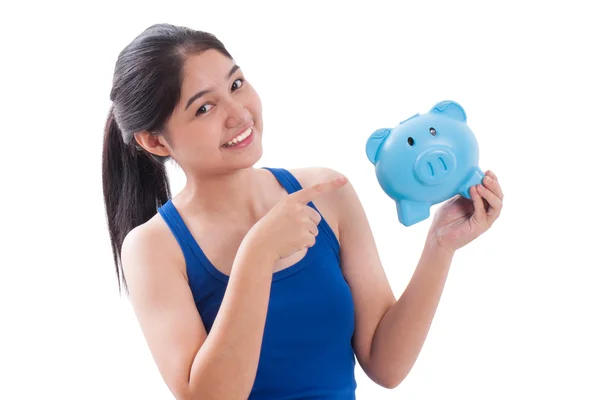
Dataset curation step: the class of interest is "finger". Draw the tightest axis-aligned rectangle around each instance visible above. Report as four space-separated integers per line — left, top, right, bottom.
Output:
306 208 322 225
477 183 502 221
486 170 499 182
483 175 503 200
470 185 487 225
308 224 319 237
305 233 317 249
292 176 348 204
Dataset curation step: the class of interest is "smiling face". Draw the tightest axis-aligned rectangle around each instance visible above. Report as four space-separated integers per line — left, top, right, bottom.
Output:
137 49 264 176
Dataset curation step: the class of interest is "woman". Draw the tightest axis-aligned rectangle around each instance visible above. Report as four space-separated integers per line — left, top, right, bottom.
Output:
102 23 503 400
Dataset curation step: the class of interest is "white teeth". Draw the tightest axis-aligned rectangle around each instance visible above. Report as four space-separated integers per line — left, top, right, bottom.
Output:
225 127 252 147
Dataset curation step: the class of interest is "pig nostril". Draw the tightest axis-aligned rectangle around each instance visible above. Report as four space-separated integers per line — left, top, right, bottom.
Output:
408 137 414 146
427 162 434 177
438 157 447 171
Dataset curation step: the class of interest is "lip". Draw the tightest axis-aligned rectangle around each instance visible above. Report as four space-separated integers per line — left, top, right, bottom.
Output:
222 129 254 150
222 123 254 146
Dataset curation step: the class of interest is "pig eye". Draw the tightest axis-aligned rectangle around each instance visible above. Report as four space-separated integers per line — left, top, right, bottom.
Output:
407 137 415 146
430 127 437 136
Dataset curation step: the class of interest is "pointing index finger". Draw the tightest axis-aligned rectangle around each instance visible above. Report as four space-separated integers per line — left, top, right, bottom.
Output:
292 176 348 204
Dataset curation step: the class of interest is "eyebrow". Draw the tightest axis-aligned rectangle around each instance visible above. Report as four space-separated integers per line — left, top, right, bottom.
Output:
185 65 241 111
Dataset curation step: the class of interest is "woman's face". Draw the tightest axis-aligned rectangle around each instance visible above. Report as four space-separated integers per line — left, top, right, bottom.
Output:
161 49 264 175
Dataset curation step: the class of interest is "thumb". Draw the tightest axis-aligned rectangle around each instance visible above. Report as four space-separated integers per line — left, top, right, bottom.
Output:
291 176 348 204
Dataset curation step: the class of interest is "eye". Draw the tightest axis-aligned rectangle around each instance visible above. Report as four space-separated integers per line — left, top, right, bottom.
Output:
430 127 437 136
196 103 214 116
407 137 414 146
232 78 244 91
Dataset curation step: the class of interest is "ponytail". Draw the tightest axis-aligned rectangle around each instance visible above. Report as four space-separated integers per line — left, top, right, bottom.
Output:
102 107 171 295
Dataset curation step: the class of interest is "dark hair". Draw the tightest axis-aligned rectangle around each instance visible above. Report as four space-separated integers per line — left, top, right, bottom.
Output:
102 23 233 295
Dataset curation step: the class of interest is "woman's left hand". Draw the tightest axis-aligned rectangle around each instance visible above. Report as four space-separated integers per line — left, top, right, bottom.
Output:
428 170 504 252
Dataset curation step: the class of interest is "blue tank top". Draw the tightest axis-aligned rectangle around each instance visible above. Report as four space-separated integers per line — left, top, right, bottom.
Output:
157 167 357 399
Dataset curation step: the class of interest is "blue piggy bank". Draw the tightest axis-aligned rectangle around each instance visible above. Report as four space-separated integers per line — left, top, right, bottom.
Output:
366 100 485 226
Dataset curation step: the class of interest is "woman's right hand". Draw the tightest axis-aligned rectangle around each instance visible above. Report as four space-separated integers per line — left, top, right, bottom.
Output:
244 176 348 262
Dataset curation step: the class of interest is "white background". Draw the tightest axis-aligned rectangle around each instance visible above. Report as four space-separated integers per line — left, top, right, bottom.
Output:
2 0 599 398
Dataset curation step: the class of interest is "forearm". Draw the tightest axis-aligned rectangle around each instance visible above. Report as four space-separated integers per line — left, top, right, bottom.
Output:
369 239 455 388
188 244 275 400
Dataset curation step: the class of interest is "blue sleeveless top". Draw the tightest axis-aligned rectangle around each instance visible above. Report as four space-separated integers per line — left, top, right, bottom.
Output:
157 167 357 399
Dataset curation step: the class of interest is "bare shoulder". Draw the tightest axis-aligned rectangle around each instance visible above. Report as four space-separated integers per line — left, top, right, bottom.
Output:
290 167 344 188
288 166 346 186
121 213 187 282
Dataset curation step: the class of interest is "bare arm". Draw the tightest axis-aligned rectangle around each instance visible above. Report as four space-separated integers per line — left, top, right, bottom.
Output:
121 225 275 400
326 170 450 388
367 242 454 387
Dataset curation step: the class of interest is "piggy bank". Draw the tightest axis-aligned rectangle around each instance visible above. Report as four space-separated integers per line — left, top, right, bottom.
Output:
366 100 485 226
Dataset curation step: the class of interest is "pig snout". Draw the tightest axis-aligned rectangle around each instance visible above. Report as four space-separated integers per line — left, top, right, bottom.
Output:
414 148 456 185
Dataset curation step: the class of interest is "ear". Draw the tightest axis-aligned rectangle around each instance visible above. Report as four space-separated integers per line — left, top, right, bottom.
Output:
366 128 391 164
134 131 171 157
430 100 467 122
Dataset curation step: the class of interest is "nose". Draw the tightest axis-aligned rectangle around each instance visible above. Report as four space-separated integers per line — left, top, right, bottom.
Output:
414 148 456 185
225 100 252 129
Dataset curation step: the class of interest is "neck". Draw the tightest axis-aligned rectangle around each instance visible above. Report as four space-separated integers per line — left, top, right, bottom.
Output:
176 166 271 226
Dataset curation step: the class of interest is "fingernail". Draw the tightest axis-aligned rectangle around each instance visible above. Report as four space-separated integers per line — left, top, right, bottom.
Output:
484 176 491 183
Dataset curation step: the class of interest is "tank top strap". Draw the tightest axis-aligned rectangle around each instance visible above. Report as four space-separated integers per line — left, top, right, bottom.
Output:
262 167 303 194
157 199 197 265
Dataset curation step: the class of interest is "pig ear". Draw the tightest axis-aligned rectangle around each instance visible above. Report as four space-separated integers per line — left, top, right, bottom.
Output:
430 100 467 122
366 128 391 164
